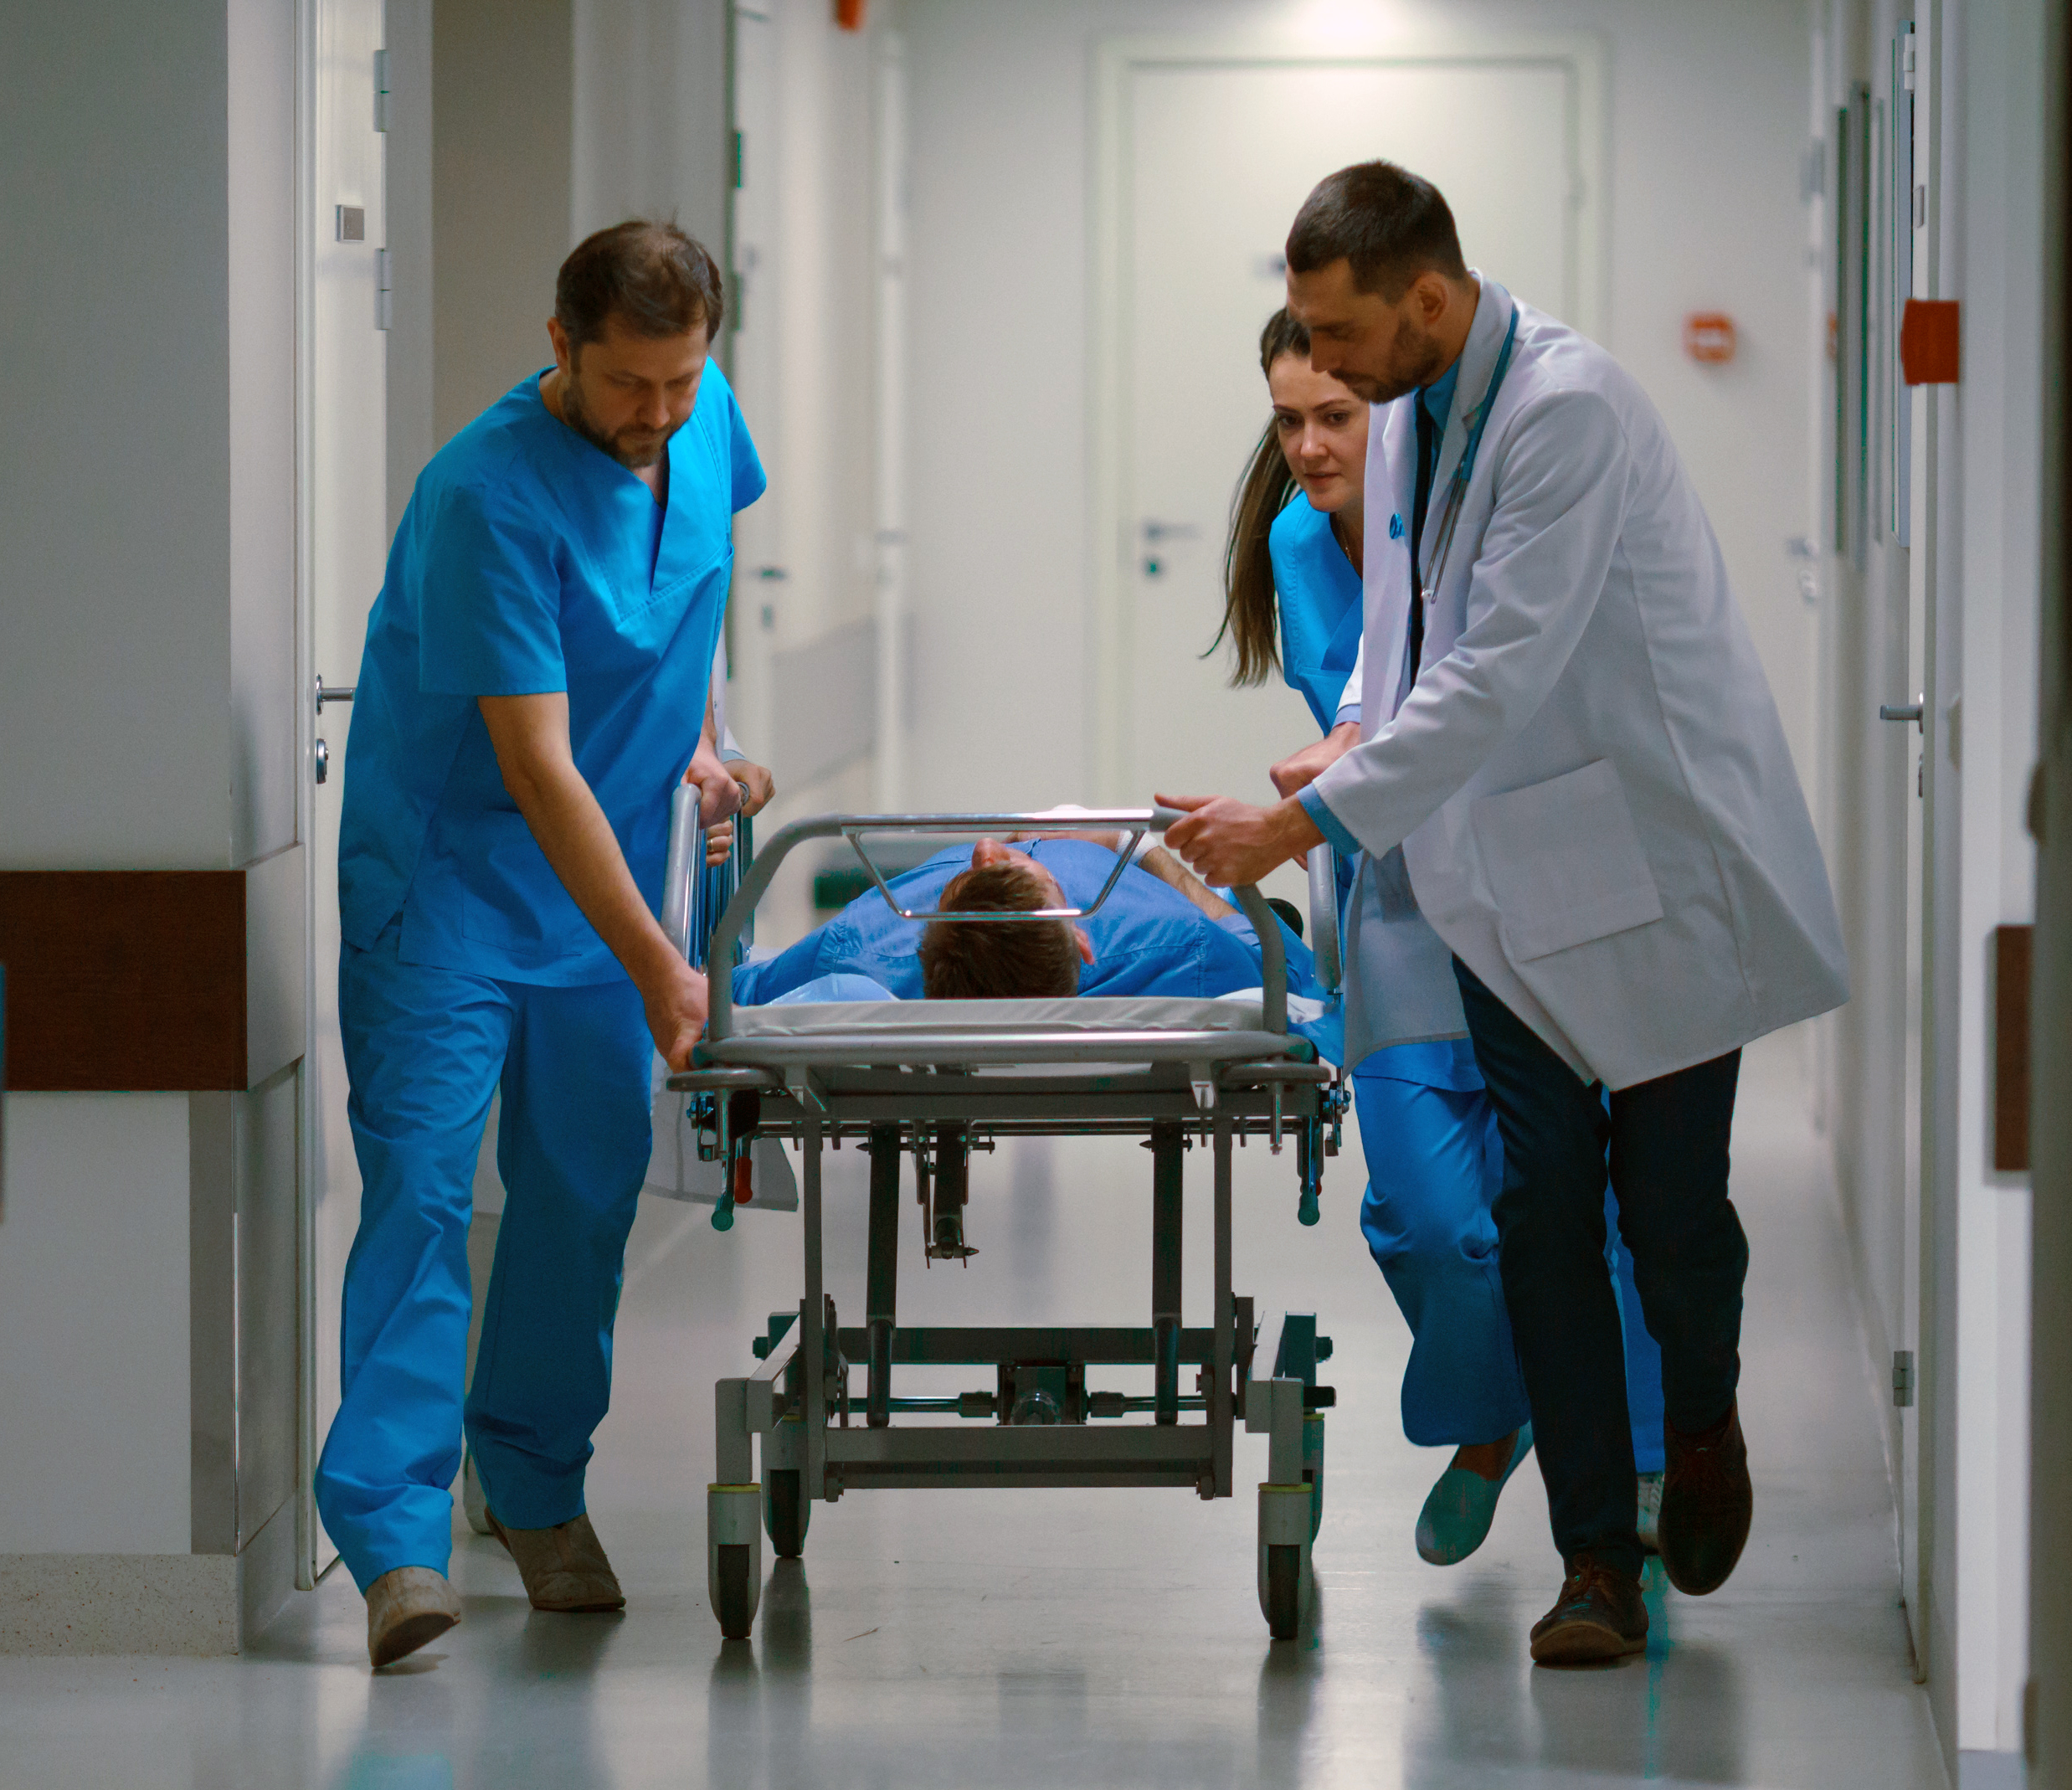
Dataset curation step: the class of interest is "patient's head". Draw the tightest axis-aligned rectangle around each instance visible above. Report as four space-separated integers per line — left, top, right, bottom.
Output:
918 840 1095 1000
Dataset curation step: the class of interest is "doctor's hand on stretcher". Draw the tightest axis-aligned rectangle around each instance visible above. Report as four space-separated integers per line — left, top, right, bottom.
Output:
481 692 713 1069
1157 721 1359 885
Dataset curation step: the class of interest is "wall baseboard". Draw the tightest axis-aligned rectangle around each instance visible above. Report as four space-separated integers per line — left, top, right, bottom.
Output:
0 1553 239 1656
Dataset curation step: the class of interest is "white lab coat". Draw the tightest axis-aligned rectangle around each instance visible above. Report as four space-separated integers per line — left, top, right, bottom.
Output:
1317 276 1848 1088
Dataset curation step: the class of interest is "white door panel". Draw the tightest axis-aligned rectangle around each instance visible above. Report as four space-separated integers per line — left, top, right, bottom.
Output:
1098 39 1602 879
303 0 387 1582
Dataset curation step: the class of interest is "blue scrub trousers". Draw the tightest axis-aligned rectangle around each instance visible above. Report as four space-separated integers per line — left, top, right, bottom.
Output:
1354 1058 1665 1470
315 921 653 1592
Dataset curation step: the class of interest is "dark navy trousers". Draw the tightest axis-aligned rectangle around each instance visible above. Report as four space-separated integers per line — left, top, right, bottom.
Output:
1452 958 1746 1577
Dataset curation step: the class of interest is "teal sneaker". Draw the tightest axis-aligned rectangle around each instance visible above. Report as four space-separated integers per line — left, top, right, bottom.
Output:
1415 1425 1535 1566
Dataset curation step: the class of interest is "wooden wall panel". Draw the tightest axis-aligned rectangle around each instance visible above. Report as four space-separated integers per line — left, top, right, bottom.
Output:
0 872 247 1091
1995 922 2034 1174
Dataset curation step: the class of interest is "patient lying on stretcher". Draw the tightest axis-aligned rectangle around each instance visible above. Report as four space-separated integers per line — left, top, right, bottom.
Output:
732 829 1315 1005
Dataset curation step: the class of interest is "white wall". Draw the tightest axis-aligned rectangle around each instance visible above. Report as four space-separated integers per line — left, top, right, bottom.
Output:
432 0 573 449
0 7 235 870
0 1 303 1638
720 0 897 943
1951 0 2042 1755
572 0 730 253
0 1100 192 1553
898 0 1819 814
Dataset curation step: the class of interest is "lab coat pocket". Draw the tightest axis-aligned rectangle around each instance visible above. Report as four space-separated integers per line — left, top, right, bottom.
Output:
1471 760 1663 963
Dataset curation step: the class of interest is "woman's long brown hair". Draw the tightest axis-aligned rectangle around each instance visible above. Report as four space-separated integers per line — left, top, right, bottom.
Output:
1211 309 1312 686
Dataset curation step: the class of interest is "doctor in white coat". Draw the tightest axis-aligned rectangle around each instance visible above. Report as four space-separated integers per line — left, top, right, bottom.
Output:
1164 161 1848 1666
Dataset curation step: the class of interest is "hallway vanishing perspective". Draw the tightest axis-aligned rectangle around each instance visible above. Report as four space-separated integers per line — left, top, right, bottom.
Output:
4 0 2070 1784
0 1036 1943 1787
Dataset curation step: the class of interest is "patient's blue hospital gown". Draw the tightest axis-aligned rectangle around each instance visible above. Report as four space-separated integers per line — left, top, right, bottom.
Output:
734 837 1314 1004
1271 495 1663 1463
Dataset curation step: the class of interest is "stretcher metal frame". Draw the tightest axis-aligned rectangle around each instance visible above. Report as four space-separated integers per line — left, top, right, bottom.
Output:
665 808 1344 1643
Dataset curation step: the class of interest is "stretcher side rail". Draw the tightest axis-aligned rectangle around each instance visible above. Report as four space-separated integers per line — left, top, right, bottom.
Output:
698 808 1288 1042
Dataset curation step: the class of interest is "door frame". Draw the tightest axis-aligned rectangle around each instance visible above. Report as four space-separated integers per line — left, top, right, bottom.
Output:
293 0 321 1591
1087 27 1608 803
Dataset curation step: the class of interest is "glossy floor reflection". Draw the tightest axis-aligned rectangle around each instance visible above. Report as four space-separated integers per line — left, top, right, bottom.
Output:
0 1031 1946 1788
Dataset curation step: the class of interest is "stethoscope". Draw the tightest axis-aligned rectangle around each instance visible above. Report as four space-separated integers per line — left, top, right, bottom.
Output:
1416 300 1521 608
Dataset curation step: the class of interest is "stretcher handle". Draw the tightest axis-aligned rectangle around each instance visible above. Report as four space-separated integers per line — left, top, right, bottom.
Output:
700 810 1285 1044
661 783 703 961
1307 847 1342 995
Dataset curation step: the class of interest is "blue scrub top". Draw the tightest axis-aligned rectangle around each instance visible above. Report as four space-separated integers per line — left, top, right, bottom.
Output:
1268 496 1365 736
733 840 1314 1004
339 363 765 985
1271 492 1480 1092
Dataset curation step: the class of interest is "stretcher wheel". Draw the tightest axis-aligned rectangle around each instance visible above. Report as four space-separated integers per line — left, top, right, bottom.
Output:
713 1545 755 1639
764 1469 809 1559
1262 1545 1302 1640
707 1484 763 1639
1257 1482 1314 1640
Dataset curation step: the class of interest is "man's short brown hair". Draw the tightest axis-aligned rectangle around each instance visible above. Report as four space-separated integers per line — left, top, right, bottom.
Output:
918 864 1081 1000
1286 161 1468 301
555 219 725 352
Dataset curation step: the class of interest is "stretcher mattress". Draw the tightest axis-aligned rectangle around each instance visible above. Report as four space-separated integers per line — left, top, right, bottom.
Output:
697 995 1310 1071
728 995 1265 1036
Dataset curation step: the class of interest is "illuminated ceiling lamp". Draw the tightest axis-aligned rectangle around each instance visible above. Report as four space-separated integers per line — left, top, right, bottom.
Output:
835 0 866 28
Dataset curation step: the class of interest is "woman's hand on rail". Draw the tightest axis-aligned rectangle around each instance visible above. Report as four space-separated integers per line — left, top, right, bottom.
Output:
1155 792 1323 888
732 759 776 816
1270 722 1360 800
642 958 710 1073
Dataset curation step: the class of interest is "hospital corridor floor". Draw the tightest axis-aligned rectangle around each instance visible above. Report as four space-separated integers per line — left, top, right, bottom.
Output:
0 1031 1946 1789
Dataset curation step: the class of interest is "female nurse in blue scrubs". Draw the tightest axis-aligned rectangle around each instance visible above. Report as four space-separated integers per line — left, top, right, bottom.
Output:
321 223 770 1668
1215 310 1668 1565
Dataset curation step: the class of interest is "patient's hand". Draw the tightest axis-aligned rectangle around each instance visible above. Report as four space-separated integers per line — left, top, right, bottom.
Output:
1270 723 1360 799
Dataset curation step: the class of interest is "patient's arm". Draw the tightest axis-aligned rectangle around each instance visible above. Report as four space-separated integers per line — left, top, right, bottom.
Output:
1133 845 1238 923
1005 824 1242 923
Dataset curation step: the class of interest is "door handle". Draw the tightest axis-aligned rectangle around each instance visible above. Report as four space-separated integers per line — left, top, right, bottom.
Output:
1879 697 1924 728
316 674 356 711
1139 520 1199 579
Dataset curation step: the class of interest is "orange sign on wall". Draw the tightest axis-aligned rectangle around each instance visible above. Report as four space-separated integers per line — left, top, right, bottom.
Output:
1684 312 1737 365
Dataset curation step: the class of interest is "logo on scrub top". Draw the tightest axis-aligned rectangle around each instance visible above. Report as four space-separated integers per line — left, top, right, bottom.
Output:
1389 514 1405 541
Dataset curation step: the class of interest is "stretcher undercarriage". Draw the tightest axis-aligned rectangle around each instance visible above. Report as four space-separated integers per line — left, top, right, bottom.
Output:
663 806 1346 1642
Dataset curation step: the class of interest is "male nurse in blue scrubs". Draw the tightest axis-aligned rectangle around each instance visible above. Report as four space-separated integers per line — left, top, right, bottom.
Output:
321 222 768 1669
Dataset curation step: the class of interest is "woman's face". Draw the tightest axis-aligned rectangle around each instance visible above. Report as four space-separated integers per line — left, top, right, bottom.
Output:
1267 352 1369 515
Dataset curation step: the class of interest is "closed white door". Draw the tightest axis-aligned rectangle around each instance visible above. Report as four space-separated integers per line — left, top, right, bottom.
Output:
1098 40 1602 827
302 0 388 1582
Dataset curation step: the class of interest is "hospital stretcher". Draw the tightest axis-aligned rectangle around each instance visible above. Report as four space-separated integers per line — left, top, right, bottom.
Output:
659 797 1348 1643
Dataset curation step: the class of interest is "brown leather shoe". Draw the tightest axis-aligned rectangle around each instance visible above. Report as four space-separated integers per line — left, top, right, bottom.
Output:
1529 1555 1648 1664
1658 1399 1752 1596
366 1566 462 1669
486 1509 625 1613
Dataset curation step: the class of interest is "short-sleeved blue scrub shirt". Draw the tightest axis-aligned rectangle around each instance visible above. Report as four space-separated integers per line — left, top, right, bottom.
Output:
1268 496 1365 737
733 840 1316 1004
338 362 764 985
